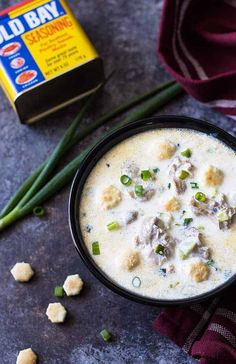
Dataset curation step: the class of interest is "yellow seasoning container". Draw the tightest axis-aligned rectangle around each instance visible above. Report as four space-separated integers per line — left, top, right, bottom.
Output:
0 0 104 123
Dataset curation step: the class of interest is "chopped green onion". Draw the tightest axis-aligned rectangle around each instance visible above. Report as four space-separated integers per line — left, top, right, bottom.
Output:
33 206 45 217
132 276 141 288
197 226 205 230
181 149 192 158
54 286 64 297
168 182 171 189
207 259 218 271
183 218 193 227
120 175 132 186
135 185 144 197
107 221 120 231
153 167 160 174
140 170 152 181
155 244 165 255
100 329 111 342
169 282 180 288
92 241 100 255
179 170 190 180
195 192 206 202
190 182 199 189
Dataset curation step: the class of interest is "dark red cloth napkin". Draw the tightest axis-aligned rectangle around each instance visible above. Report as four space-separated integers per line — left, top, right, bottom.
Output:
158 0 236 118
153 291 236 363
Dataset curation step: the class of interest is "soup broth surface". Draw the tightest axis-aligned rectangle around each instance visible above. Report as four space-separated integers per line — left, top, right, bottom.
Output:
79 128 236 299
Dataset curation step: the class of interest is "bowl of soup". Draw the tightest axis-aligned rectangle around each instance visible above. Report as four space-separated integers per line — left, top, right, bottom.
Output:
69 116 236 306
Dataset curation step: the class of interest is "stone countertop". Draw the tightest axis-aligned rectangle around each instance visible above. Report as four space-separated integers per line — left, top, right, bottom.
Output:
0 0 235 363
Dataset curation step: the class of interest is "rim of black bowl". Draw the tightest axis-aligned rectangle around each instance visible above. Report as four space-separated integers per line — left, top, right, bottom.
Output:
69 115 236 306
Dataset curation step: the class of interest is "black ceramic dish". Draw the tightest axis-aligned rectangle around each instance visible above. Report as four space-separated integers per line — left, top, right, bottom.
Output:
69 115 236 306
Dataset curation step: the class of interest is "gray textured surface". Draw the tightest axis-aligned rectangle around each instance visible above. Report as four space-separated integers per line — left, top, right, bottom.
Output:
0 0 235 363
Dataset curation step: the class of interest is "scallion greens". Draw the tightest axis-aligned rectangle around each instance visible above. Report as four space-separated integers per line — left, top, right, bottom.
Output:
107 221 120 231
100 329 112 342
120 175 132 186
135 185 144 197
140 170 152 181
92 241 100 255
0 81 183 231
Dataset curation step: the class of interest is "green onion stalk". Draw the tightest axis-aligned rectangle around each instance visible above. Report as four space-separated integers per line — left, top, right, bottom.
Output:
0 82 183 231
0 73 115 219
0 78 173 219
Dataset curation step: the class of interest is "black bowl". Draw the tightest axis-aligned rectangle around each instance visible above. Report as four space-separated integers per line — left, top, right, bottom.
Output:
69 115 236 306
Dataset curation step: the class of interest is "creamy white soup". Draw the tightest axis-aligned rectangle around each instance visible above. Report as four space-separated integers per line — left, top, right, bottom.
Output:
79 128 236 300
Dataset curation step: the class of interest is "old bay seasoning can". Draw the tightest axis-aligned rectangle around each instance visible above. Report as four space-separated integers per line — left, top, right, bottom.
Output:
0 0 104 123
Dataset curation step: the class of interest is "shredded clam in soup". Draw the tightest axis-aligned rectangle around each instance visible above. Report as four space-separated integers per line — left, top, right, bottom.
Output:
79 129 236 299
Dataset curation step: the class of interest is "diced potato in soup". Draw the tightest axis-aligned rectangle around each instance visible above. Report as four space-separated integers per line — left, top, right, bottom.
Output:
79 129 236 300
